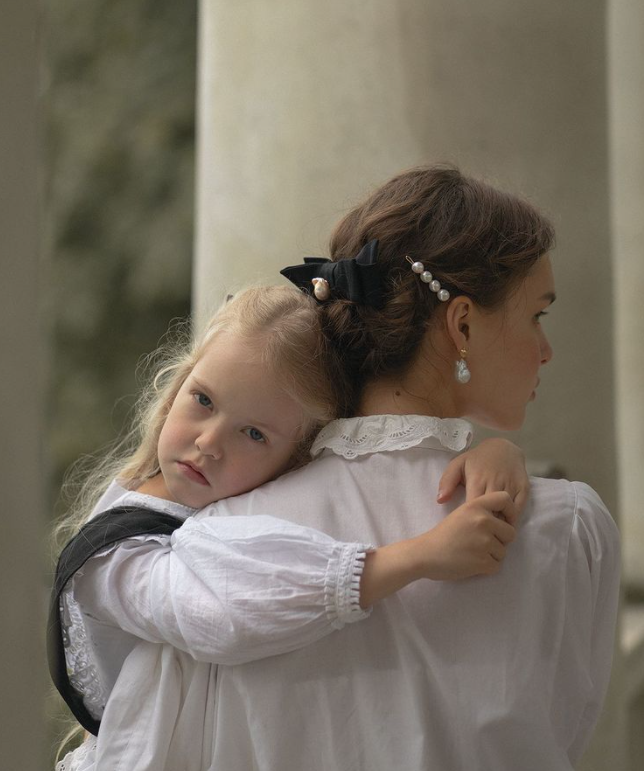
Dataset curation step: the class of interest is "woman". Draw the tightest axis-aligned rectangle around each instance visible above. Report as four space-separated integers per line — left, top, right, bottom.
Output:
72 166 619 770
197 166 619 770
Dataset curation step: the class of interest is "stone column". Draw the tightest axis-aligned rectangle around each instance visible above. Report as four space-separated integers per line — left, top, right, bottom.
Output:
609 3 644 769
194 1 623 766
0 2 47 770
609 0 644 590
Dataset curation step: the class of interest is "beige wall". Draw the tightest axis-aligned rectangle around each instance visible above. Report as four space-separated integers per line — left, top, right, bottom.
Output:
0 2 47 769
194 1 625 767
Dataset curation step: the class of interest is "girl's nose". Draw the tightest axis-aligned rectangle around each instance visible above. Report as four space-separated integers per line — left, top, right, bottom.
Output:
196 424 224 460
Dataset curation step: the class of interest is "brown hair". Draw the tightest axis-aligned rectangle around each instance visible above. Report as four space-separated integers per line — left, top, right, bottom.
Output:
320 165 554 412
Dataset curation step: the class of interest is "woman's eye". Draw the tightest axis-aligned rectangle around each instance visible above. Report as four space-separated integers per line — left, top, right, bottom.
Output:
534 311 549 323
194 392 212 408
244 427 266 443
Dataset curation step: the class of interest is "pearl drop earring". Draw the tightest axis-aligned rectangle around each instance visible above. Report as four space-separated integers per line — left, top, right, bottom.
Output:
455 349 471 384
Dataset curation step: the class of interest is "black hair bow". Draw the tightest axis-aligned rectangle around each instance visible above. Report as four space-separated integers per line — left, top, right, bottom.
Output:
280 240 384 308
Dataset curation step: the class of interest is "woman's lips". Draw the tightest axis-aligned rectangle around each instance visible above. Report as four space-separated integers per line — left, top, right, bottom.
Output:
177 461 209 486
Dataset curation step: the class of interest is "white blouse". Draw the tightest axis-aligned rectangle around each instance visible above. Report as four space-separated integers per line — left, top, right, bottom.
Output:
58 415 620 771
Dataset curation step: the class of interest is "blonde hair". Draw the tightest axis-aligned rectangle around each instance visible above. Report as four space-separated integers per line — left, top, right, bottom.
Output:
55 284 346 549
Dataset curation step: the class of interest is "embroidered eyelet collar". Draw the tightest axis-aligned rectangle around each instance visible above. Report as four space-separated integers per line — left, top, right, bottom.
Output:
311 414 473 460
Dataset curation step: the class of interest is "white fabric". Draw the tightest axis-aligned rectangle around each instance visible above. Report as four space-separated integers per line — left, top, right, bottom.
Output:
59 415 620 771
59 481 371 724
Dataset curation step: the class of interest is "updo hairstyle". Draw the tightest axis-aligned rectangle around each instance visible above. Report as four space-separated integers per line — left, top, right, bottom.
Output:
321 165 555 412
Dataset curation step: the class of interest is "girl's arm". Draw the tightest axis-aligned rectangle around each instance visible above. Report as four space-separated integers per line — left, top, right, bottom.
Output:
68 516 371 667
69 488 518 666
64 441 527 669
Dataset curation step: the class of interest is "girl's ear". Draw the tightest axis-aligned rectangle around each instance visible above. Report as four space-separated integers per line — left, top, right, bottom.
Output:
444 296 472 350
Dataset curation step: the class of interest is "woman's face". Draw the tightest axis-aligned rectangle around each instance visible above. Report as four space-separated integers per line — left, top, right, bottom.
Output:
462 254 555 431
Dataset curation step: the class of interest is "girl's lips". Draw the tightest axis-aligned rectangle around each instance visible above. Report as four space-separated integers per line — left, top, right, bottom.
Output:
177 461 209 486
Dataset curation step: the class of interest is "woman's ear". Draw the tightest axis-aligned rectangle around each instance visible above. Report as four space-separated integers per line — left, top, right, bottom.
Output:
444 296 472 350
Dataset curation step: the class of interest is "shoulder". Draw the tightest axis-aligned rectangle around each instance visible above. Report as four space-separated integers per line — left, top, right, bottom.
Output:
528 477 620 562
528 476 610 518
569 481 620 565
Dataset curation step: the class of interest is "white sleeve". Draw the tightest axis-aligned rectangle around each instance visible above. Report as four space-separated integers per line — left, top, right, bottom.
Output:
72 513 372 665
562 482 621 764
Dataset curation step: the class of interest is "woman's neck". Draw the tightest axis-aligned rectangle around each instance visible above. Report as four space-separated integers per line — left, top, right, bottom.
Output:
357 372 459 419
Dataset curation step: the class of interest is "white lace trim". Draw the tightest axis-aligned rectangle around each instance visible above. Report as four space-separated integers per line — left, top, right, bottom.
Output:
56 736 97 771
311 415 473 459
61 590 107 721
324 543 373 629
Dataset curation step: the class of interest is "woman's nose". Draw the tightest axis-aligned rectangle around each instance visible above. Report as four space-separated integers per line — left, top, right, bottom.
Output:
540 330 553 365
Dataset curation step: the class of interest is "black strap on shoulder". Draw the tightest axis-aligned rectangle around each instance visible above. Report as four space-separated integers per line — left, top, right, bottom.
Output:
47 505 185 735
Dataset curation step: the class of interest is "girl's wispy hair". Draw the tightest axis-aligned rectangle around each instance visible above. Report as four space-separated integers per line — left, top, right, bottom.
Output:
54 284 347 551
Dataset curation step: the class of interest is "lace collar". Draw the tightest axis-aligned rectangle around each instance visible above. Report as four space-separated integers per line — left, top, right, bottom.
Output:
311 414 473 460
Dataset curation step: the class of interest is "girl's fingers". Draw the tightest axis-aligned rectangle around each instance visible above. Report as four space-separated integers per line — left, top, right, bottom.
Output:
437 459 465 502
477 491 518 527
488 538 507 562
465 481 487 502
491 518 516 545
513 486 529 513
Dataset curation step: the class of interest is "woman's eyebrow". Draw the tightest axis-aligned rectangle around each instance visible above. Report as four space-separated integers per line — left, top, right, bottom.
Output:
540 291 556 304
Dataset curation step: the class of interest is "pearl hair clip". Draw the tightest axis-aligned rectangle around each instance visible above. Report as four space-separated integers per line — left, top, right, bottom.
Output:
311 277 331 301
405 256 450 302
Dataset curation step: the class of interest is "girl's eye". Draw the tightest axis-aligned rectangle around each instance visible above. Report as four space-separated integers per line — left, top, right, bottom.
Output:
244 427 266 443
194 392 212 408
534 311 549 323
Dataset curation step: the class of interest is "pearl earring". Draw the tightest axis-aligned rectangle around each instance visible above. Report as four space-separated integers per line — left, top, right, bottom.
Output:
455 349 471 384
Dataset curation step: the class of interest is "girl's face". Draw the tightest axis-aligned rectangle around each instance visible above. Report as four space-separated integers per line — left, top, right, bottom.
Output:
156 331 308 509
461 254 555 431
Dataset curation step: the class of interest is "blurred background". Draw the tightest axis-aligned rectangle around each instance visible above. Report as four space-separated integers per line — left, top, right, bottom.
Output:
2 1 643 768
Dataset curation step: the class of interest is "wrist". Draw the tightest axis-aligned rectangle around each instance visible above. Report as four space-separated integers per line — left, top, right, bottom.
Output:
359 537 428 609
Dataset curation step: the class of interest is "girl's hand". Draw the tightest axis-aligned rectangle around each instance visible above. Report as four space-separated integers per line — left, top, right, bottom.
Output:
360 492 517 606
411 491 518 581
438 438 529 513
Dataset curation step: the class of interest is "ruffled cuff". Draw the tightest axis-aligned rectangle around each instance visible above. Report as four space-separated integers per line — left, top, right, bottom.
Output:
325 543 374 628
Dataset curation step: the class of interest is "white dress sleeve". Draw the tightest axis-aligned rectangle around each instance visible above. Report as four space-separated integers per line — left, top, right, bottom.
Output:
71 513 371 666
556 481 621 764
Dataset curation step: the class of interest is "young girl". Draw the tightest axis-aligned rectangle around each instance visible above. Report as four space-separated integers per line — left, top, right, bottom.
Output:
53 283 526 769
